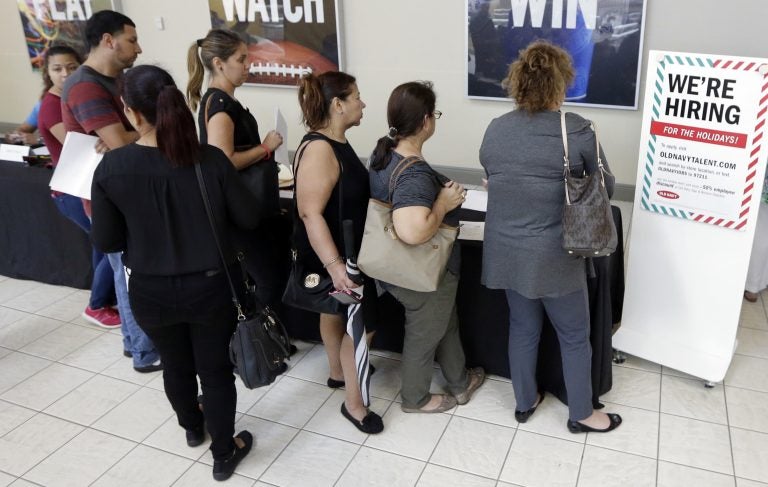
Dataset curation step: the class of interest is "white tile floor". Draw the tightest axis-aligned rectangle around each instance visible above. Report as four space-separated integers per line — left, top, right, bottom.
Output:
2 203 768 486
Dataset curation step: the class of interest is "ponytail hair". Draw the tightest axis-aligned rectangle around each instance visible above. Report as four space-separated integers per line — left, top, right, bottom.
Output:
298 71 356 131
369 81 436 170
122 65 200 167
187 29 244 111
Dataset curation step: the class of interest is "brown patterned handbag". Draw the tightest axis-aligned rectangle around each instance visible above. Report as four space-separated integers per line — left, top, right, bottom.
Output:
560 111 618 257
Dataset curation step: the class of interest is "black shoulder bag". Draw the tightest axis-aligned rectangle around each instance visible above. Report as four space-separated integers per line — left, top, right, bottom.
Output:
204 91 280 220
194 162 290 389
281 133 346 315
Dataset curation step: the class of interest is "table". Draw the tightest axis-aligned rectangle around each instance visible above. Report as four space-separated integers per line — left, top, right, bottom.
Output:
0 157 623 406
0 159 92 289
281 206 625 408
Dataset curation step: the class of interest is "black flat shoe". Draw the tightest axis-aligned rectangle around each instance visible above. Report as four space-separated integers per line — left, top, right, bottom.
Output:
133 362 163 373
212 431 253 481
514 393 544 423
340 403 384 434
186 425 205 447
289 344 298 356
567 413 622 433
326 364 376 389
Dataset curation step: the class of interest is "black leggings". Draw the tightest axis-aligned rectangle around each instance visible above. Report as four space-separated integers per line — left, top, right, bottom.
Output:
128 269 239 461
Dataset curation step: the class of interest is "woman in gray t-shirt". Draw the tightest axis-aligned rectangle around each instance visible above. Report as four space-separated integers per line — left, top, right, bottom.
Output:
479 41 622 434
368 81 485 413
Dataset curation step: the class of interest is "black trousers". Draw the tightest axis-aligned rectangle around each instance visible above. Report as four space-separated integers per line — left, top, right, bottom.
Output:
233 217 291 310
128 268 240 461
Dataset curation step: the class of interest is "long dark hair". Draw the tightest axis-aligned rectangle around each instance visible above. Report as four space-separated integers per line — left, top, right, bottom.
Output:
186 29 244 111
369 81 436 170
41 44 83 98
297 71 357 131
121 65 200 167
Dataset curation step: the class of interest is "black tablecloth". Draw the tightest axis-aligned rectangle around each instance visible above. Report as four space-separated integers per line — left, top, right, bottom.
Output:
0 160 92 288
281 205 625 407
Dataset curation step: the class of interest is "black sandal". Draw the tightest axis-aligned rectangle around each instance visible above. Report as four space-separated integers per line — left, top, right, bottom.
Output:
340 403 384 434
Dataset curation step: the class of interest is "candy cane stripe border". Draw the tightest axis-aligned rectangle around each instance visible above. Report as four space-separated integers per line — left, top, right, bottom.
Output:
640 55 768 230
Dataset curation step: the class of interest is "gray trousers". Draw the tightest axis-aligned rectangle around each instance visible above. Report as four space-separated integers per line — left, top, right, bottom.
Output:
505 288 593 421
387 271 469 409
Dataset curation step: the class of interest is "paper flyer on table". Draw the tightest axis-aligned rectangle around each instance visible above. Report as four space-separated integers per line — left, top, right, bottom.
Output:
49 132 102 199
274 108 289 166
462 189 488 212
0 144 30 162
458 221 485 241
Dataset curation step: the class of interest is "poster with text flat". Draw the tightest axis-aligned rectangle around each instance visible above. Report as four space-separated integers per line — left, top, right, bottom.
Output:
17 0 118 70
641 52 768 230
207 0 342 88
466 0 646 109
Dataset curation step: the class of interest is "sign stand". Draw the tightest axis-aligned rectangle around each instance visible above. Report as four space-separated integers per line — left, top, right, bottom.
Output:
614 51 768 383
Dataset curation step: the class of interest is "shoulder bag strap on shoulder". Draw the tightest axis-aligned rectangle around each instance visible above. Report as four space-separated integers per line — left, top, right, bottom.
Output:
290 132 345 256
387 156 425 202
194 162 246 320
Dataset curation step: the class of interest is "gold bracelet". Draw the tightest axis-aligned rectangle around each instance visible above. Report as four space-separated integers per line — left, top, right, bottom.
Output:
322 255 342 268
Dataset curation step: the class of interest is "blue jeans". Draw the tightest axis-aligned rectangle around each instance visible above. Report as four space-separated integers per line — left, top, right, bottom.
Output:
107 252 160 367
52 194 114 309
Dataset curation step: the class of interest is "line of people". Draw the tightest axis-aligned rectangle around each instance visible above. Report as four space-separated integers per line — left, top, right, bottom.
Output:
30 10 622 482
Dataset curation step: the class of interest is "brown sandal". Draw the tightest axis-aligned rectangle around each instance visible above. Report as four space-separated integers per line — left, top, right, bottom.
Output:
401 394 457 414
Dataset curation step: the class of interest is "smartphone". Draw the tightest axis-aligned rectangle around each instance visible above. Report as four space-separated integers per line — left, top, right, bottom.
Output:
329 289 362 304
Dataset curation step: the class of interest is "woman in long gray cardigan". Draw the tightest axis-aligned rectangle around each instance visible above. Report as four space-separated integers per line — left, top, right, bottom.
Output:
479 41 622 434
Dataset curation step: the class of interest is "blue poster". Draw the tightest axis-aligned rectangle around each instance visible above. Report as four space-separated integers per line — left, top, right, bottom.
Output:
467 0 647 109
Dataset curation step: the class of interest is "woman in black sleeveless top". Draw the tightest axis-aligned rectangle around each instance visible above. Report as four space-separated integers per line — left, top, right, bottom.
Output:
293 72 383 434
187 29 287 313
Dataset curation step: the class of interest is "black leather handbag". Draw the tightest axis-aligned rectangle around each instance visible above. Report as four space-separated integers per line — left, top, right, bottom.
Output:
281 133 345 315
204 92 280 220
194 163 290 389
560 112 618 258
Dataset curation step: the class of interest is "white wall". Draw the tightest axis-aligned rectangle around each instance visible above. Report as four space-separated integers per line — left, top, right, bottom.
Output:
1 0 766 185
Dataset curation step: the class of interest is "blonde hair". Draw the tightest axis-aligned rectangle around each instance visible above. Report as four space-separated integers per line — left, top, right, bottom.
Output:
504 41 575 112
186 29 244 111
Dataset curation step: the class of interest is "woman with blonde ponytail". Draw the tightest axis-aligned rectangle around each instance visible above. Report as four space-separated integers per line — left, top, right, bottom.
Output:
291 71 384 434
187 29 290 323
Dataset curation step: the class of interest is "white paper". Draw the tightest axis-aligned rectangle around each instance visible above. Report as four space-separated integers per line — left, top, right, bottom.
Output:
458 221 485 241
462 189 488 212
0 144 30 162
274 108 289 165
32 145 50 156
49 132 103 199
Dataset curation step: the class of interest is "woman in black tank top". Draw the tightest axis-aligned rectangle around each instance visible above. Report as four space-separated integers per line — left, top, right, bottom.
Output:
293 72 383 434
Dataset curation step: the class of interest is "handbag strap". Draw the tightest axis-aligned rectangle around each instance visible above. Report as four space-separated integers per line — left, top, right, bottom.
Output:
194 162 246 321
387 155 426 203
560 111 606 205
290 132 345 259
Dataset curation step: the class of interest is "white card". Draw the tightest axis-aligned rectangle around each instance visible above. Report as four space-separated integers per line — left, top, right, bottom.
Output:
0 144 30 162
462 189 488 212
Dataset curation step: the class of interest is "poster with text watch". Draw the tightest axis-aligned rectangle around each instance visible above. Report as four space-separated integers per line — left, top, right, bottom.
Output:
641 52 768 231
207 0 342 88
